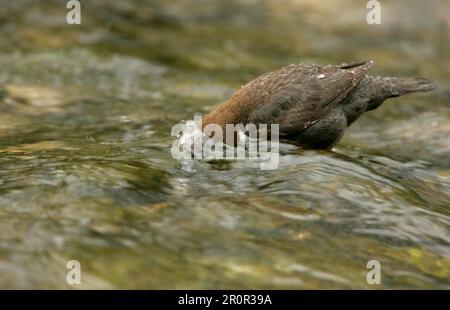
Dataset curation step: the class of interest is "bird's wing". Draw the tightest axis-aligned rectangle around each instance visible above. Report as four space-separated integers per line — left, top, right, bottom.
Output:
247 60 374 136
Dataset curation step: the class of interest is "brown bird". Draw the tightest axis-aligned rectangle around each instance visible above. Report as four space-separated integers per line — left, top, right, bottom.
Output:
202 60 435 149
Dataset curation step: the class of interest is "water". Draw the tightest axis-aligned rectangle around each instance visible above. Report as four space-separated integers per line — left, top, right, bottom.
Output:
0 0 449 289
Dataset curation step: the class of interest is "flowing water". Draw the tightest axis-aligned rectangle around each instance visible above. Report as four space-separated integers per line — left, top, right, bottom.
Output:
0 0 449 289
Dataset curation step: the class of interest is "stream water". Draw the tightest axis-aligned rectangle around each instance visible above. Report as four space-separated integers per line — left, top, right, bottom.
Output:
0 0 449 288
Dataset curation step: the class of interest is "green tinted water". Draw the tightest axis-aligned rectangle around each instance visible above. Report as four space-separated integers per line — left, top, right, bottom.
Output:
0 0 449 288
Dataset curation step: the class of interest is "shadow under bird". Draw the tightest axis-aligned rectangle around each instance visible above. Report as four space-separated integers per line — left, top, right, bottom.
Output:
202 60 436 149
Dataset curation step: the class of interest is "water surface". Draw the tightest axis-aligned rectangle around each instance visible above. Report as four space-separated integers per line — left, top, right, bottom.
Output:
0 0 449 288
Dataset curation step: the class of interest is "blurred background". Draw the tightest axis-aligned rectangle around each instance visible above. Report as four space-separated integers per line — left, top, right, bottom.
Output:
0 0 449 289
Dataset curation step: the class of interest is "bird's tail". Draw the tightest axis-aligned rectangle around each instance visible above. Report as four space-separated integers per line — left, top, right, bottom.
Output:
384 77 436 97
356 75 436 111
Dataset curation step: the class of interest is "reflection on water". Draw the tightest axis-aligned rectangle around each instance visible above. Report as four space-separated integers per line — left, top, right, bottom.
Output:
0 0 449 288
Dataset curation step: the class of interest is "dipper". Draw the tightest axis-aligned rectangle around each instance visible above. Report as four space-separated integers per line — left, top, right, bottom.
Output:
202 60 435 149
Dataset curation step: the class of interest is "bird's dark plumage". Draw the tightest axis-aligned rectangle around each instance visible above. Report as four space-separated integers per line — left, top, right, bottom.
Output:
202 60 435 149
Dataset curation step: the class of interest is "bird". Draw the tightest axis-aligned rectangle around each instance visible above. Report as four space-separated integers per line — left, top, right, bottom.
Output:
201 60 435 149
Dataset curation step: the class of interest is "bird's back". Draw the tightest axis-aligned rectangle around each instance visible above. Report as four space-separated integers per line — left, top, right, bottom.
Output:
237 61 374 136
